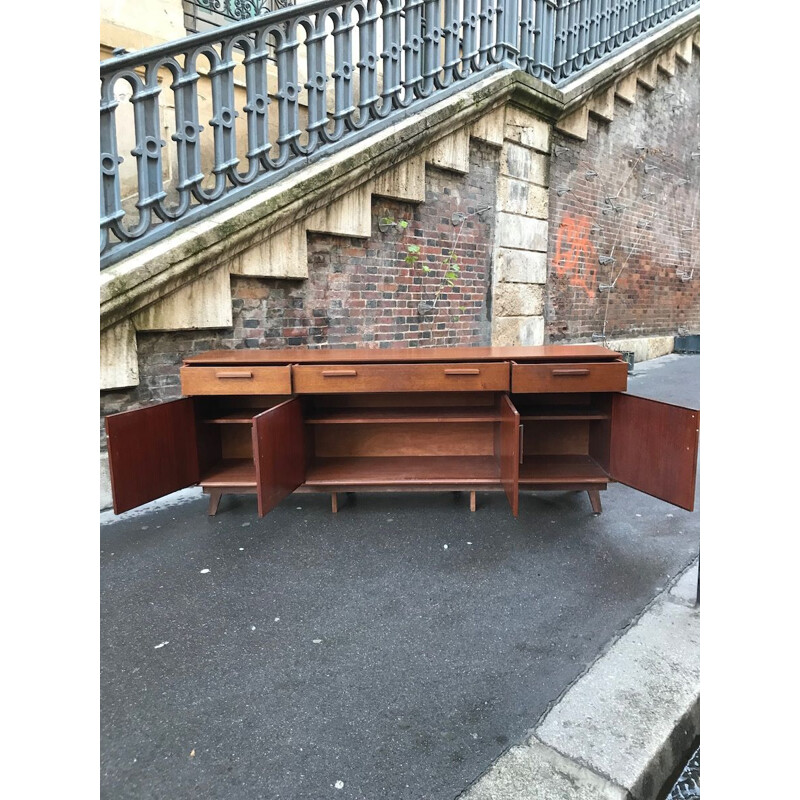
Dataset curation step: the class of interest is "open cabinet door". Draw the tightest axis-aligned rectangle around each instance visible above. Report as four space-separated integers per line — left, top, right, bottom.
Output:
498 395 520 517
252 397 306 517
105 399 200 514
609 394 699 511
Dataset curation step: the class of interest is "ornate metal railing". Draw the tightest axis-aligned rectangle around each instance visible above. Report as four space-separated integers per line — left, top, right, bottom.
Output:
100 0 699 266
183 1 296 36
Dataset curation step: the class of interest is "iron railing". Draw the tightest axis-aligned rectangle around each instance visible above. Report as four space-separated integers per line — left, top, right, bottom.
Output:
100 0 699 266
183 1 296 36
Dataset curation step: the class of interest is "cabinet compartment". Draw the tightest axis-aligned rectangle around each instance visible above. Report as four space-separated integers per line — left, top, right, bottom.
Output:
514 393 610 487
512 361 627 393
301 393 519 514
180 365 292 395
292 362 509 393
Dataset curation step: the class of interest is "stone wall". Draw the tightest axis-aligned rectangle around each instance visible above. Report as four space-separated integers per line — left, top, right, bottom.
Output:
545 52 700 343
100 141 499 446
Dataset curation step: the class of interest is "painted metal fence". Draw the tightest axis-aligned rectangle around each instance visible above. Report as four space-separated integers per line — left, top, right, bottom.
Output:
100 0 699 266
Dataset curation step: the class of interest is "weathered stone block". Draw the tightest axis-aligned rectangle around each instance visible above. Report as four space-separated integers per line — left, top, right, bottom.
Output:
229 223 309 279
100 453 112 511
637 58 658 90
495 248 547 284
556 105 589 141
501 142 533 180
100 319 139 390
372 155 426 202
497 176 529 215
527 184 549 219
493 283 544 317
615 72 638 105
589 86 615 122
426 129 471 174
492 315 544 347
470 106 506 147
496 212 548 251
133 265 233 331
504 107 551 153
657 46 677 77
306 185 372 237
501 144 549 186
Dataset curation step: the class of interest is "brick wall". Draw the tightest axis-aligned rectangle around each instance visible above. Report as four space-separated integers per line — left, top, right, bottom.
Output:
546 52 700 343
100 141 499 444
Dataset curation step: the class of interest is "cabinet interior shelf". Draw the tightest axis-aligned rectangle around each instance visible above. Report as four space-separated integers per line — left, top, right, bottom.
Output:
519 455 608 484
200 459 257 487
517 406 608 421
201 409 269 424
304 456 502 486
306 407 501 424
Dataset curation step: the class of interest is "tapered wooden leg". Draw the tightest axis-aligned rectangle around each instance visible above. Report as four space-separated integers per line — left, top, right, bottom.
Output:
208 490 222 516
331 493 338 513
470 491 476 512
587 489 602 514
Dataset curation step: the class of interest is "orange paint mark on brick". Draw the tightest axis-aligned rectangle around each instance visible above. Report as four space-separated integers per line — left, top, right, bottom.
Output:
553 215 597 299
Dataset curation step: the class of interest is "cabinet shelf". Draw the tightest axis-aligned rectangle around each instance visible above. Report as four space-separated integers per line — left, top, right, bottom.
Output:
517 406 608 421
306 407 501 424
519 455 608 484
304 456 502 486
200 459 257 487
201 409 269 424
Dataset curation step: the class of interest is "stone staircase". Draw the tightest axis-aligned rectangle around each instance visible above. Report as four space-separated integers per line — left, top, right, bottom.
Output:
100 12 699 392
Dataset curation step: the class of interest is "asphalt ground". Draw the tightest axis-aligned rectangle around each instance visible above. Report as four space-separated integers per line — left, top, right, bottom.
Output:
100 354 700 800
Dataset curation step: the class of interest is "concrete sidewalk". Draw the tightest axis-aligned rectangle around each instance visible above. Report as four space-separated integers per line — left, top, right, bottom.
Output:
100 354 700 800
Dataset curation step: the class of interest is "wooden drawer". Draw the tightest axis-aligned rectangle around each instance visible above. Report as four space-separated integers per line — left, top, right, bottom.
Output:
512 361 628 393
292 362 509 393
180 365 292 396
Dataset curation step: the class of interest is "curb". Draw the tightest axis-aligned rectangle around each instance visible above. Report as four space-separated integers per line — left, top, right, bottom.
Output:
460 561 700 800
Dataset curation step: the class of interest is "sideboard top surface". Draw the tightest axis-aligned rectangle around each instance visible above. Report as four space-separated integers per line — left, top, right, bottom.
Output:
183 345 621 366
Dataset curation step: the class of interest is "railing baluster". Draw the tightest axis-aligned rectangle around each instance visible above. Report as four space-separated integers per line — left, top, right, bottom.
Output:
460 0 479 78
519 0 534 72
441 0 461 85
532 0 557 80
476 0 496 71
99 81 125 248
276 21 303 156
203 45 239 197
380 0 403 111
421 0 441 95
496 0 520 65
130 70 166 227
240 34 272 180
330 5 357 135
356 0 381 123
303 13 330 148
99 0 700 266
402 0 425 102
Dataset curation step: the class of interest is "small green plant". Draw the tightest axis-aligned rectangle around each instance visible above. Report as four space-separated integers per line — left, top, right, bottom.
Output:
382 210 481 323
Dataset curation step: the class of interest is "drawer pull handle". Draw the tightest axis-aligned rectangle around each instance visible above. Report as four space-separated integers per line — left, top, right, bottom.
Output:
215 370 253 379
321 370 357 377
444 369 480 375
551 368 590 376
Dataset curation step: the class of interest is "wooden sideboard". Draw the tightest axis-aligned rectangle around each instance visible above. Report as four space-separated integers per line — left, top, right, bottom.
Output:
105 346 699 518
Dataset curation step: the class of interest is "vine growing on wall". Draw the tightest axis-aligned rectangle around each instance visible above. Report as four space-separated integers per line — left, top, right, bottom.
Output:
380 205 489 327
